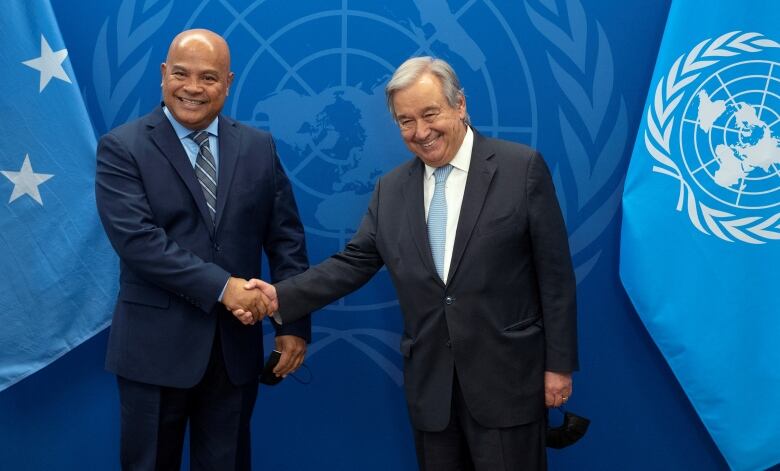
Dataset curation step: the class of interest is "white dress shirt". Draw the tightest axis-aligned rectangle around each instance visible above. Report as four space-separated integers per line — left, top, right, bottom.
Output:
423 127 474 284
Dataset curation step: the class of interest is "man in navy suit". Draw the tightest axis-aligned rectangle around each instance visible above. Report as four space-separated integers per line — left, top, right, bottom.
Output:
239 57 578 470
95 29 310 470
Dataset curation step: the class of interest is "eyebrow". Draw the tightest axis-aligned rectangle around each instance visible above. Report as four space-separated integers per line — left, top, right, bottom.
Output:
169 65 221 76
397 105 441 119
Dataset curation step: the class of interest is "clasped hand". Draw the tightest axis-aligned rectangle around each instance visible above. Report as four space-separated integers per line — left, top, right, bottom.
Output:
222 276 277 325
222 277 278 325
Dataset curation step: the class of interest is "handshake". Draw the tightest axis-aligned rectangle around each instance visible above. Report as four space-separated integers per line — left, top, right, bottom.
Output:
222 277 279 325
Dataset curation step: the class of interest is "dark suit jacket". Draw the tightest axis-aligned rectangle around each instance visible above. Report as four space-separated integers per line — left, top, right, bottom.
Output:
96 106 310 389
276 131 577 431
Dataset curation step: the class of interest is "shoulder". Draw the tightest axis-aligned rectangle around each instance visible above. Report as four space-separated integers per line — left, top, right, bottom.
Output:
379 157 419 185
223 115 273 144
478 133 539 163
473 133 543 175
473 132 557 189
100 107 165 145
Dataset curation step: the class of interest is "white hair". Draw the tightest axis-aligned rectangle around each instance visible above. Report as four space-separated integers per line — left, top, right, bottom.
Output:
385 56 470 125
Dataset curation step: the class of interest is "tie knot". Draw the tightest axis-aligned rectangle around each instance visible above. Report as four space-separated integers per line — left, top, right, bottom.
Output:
190 131 209 147
433 164 453 184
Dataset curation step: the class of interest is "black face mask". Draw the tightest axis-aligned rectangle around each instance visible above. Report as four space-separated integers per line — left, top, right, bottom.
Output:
546 408 590 449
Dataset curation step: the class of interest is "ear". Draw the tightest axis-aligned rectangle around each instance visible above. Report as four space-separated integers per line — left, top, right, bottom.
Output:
457 93 467 120
160 62 166 86
226 71 235 96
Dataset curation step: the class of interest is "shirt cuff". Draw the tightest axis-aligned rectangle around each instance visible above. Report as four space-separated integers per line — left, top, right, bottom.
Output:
218 278 229 302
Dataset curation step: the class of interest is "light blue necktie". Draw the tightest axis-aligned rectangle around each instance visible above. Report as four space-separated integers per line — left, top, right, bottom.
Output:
428 164 454 281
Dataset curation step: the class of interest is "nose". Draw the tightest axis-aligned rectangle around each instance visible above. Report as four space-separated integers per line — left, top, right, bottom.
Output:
414 119 432 140
183 77 202 93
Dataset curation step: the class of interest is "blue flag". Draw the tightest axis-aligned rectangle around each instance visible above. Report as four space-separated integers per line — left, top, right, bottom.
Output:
0 1 116 391
621 1 780 469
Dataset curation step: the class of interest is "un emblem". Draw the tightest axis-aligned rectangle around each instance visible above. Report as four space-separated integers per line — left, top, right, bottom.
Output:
682 60 780 210
645 31 780 243
176 0 535 383
183 0 536 309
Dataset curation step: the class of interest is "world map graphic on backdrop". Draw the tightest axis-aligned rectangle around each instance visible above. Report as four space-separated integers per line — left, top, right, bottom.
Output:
85 0 625 386
182 0 538 311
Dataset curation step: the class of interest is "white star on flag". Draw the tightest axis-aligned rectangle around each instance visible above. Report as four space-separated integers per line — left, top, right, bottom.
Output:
22 34 71 92
1 154 54 205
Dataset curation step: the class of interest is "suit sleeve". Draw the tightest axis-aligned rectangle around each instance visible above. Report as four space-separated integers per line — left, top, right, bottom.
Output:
526 152 579 372
95 132 230 313
262 137 312 340
275 178 386 323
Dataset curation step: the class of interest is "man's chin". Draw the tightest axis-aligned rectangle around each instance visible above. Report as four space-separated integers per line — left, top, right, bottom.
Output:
418 152 446 167
170 109 208 129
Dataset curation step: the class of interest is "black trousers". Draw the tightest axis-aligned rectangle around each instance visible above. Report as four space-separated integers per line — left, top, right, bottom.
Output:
117 332 259 471
414 373 546 471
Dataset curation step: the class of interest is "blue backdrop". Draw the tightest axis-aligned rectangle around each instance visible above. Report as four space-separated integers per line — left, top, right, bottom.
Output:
0 0 745 469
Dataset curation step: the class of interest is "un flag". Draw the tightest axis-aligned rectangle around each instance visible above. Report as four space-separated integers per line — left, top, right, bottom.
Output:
621 1 780 470
0 1 116 391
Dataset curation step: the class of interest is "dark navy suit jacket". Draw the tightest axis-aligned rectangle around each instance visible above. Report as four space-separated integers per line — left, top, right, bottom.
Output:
276 131 577 431
96 106 310 388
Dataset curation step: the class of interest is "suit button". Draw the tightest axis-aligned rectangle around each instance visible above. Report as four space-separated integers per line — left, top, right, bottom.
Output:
445 340 452 348
444 296 454 305
213 243 221 252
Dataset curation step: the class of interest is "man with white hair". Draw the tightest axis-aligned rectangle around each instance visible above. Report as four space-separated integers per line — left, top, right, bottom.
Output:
242 56 578 470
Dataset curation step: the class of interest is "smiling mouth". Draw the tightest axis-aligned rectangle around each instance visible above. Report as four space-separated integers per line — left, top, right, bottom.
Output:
177 96 206 106
421 136 439 148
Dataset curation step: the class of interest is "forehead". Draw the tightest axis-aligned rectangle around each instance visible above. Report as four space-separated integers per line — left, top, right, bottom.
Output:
392 73 450 113
167 37 228 72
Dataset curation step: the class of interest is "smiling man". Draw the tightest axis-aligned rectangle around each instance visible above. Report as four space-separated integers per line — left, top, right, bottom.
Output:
95 29 310 470
239 56 579 470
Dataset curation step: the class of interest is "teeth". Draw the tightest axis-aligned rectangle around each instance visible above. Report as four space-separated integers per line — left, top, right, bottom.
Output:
179 97 204 105
422 137 438 148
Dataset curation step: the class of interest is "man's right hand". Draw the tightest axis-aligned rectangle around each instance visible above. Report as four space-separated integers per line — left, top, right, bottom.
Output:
230 279 279 322
244 278 278 313
222 276 271 325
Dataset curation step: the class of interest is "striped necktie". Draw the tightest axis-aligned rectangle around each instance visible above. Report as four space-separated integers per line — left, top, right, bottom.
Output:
428 164 453 281
190 131 217 222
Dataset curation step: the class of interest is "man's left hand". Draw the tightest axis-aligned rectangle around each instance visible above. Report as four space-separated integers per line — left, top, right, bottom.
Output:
544 371 573 408
273 335 306 378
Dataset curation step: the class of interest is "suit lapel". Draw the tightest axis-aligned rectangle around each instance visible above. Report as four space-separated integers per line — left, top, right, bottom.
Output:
402 159 442 285
214 116 239 230
148 109 214 235
447 132 496 283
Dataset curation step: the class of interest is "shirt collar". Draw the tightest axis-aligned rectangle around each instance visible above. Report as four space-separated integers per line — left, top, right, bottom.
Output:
162 106 220 140
424 127 474 179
